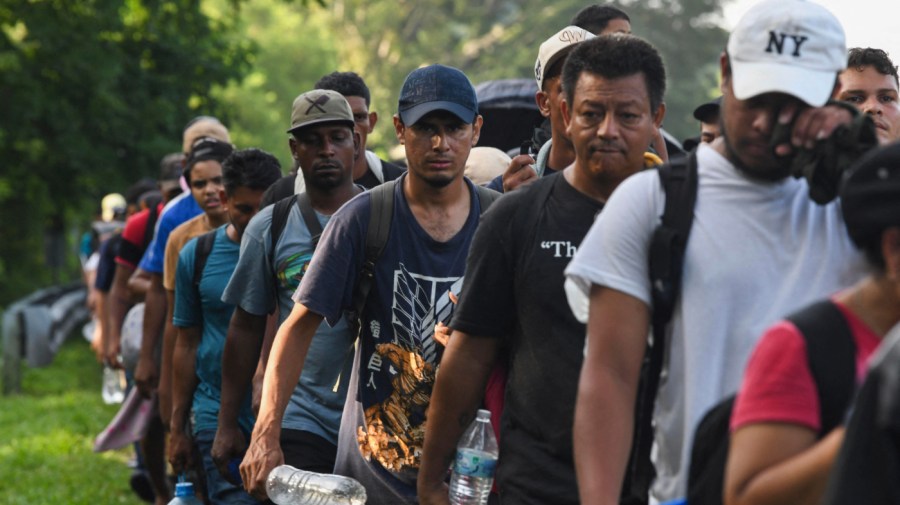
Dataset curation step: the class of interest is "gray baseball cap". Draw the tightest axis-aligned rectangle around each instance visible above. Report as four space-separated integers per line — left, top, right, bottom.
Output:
287 89 355 134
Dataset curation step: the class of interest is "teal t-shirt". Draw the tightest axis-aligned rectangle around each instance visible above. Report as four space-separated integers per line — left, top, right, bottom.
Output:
173 225 253 435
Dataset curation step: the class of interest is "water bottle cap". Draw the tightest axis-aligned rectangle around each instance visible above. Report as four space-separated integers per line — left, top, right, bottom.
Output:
476 409 491 420
174 482 194 497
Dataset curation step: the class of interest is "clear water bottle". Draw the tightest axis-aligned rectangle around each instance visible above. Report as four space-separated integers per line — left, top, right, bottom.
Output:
266 465 367 505
101 365 125 404
167 481 202 505
449 409 499 505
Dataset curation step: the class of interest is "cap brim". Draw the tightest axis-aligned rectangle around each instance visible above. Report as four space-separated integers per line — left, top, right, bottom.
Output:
286 118 355 134
731 61 836 107
399 101 477 126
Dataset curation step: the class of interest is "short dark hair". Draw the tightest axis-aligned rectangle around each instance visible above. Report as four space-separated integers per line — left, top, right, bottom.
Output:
562 35 666 114
847 47 899 87
222 148 283 196
315 71 371 106
571 4 630 35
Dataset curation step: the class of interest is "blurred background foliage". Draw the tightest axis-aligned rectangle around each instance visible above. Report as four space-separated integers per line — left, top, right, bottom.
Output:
0 0 728 306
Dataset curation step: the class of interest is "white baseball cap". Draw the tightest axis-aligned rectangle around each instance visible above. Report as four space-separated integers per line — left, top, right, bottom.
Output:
534 26 595 90
727 0 846 107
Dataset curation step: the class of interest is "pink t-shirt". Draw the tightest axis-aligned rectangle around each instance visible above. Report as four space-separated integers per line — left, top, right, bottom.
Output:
731 299 881 432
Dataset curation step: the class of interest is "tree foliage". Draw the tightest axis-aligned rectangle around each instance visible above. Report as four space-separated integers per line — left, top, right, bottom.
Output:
0 0 250 305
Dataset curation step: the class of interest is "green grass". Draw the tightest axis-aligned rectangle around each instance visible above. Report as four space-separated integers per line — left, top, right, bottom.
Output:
0 336 145 504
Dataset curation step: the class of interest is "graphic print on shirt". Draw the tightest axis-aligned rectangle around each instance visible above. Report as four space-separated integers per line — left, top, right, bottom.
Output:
276 251 313 292
357 263 463 478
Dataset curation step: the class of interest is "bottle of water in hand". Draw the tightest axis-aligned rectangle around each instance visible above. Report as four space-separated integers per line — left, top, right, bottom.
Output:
266 465 366 505
101 365 125 404
449 409 499 505
167 480 202 505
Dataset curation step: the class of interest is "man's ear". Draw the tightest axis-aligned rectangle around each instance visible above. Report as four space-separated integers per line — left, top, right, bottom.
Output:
218 189 229 205
288 137 299 160
883 227 900 281
561 97 573 137
353 130 362 160
393 115 406 144
368 111 378 132
719 52 731 94
471 115 483 146
536 90 551 118
653 102 667 128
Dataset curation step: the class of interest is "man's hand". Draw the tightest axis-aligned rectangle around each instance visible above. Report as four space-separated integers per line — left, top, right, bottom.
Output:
167 428 193 475
104 338 122 370
774 102 855 157
501 154 538 192
419 482 451 505
134 354 159 398
240 432 284 500
212 423 248 484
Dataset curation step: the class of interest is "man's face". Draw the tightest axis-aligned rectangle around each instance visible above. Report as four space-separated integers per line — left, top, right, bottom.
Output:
289 124 358 190
394 110 482 188
700 119 720 144
344 95 377 150
538 75 571 147
601 18 632 35
563 71 662 185
719 71 804 181
837 65 900 145
188 160 226 218
222 186 266 239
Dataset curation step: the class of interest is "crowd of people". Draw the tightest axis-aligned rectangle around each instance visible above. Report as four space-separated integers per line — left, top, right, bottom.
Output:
82 1 900 504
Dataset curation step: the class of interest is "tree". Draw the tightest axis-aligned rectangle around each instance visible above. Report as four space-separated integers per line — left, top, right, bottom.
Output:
0 0 250 306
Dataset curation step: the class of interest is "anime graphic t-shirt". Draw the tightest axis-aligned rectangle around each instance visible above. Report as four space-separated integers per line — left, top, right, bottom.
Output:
295 174 483 503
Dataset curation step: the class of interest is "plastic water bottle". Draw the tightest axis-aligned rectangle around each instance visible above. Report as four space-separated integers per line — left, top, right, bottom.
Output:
449 409 499 505
266 465 367 505
101 365 125 404
167 481 202 505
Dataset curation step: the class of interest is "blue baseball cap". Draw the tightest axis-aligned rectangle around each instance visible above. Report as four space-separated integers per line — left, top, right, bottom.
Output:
398 64 478 126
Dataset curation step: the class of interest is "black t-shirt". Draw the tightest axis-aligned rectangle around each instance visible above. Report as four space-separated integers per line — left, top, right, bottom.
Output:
354 158 406 189
451 172 603 505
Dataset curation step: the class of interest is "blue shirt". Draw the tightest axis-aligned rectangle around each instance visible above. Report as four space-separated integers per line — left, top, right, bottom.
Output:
173 225 253 435
139 192 202 274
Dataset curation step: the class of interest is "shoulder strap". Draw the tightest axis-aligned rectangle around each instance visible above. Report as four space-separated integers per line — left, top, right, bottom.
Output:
143 204 160 250
296 192 325 248
347 180 396 336
624 151 699 504
474 184 501 212
786 300 857 434
270 194 297 255
192 230 217 287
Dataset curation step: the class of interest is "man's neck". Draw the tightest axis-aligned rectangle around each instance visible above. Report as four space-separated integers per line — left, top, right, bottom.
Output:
547 134 575 172
308 182 362 215
563 163 624 203
403 172 471 243
352 150 369 180
205 212 228 229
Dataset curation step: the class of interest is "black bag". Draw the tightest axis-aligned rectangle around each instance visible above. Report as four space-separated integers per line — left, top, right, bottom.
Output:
686 300 857 505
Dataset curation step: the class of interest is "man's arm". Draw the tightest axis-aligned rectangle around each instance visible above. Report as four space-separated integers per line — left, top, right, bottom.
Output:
724 424 844 505
418 331 500 505
127 267 152 298
212 306 267 480
575 284 650 505
241 301 323 500
157 289 177 429
168 325 201 474
135 273 165 398
105 264 135 367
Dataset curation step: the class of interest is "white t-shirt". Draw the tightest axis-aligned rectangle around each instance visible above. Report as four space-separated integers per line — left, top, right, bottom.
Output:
564 143 866 501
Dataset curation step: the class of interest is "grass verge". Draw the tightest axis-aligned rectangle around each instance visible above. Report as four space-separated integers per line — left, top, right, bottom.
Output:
0 336 142 504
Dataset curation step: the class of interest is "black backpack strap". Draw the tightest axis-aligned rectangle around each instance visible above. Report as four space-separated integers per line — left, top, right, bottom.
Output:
347 180 397 337
192 230 217 287
143 203 160 251
296 192 324 248
786 300 857 434
625 151 699 504
270 194 297 255
473 184 501 212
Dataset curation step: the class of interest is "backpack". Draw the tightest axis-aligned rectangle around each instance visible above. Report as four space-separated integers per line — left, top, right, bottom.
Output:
686 300 856 505
621 151 698 505
191 193 325 296
346 179 501 337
